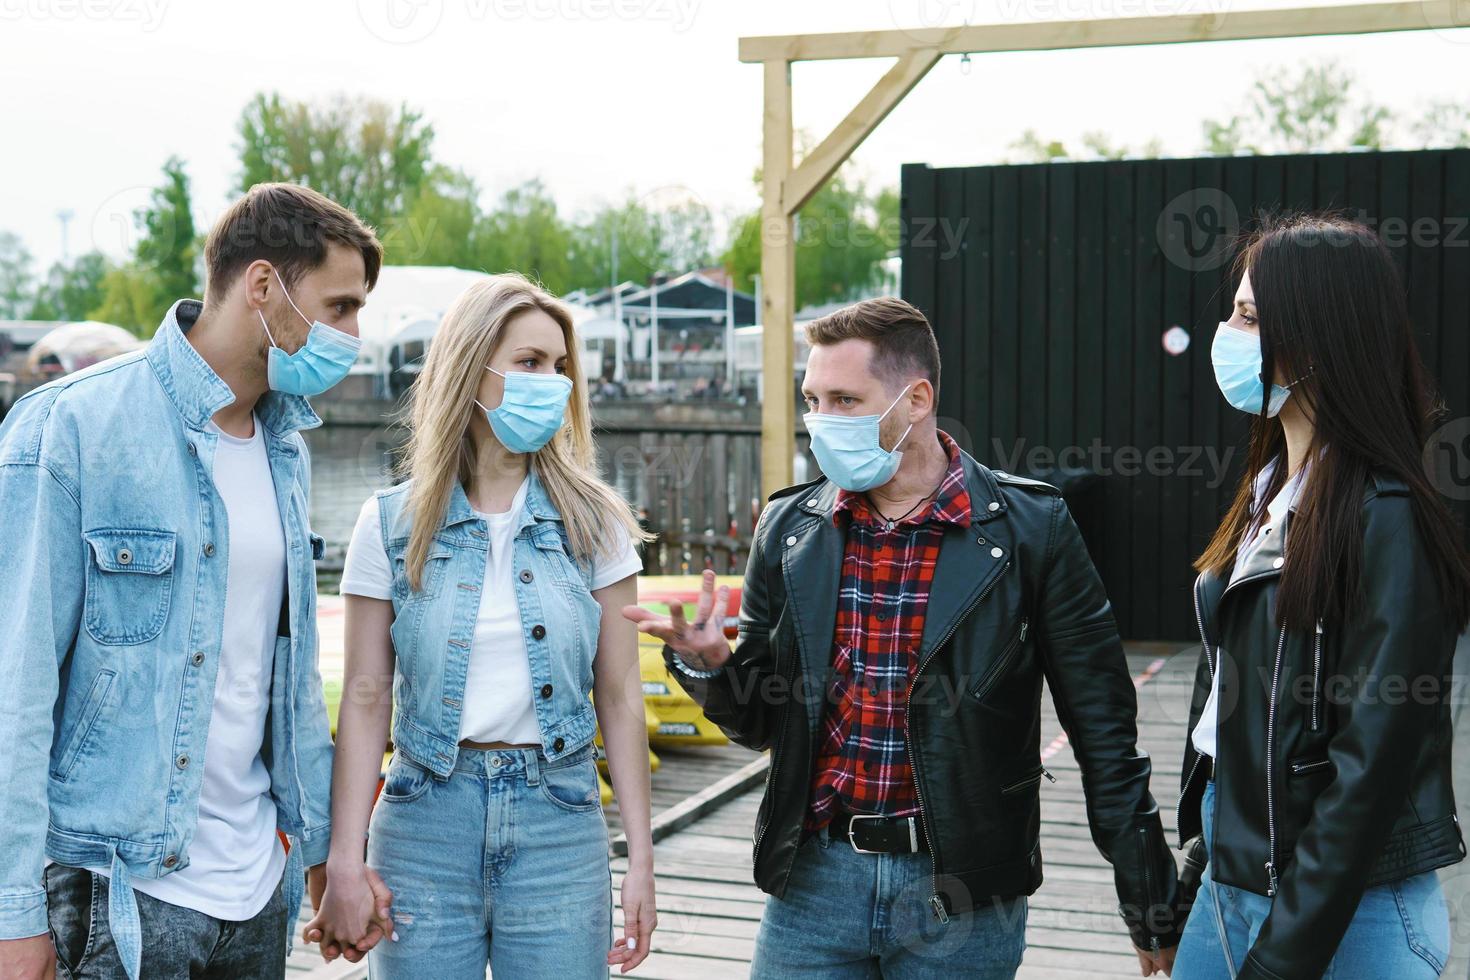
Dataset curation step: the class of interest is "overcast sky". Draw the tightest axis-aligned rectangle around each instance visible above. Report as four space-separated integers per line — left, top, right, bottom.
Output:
3 0 1467 271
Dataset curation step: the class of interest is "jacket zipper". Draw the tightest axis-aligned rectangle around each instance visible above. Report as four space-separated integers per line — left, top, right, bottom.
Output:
1289 758 1330 776
968 617 1029 702
1176 573 1216 848
999 762 1056 795
908 558 1011 923
1264 622 1287 896
1139 826 1162 956
1311 619 1324 731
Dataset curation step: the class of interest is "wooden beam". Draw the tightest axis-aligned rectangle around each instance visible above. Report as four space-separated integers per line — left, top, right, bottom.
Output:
739 0 1462 62
609 753 770 857
783 49 942 215
759 59 797 501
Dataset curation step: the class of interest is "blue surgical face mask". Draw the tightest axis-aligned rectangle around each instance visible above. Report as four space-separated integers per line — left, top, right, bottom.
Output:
475 366 574 454
257 268 362 396
804 384 914 492
1211 322 1298 417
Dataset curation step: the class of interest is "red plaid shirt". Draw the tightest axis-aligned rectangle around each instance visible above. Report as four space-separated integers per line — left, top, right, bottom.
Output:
804 430 972 836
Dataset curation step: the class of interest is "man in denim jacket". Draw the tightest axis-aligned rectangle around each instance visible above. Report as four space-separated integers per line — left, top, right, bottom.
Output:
0 184 388 980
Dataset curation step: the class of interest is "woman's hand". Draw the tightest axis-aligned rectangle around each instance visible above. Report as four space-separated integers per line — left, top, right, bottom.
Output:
608 860 656 973
302 861 395 963
622 569 732 671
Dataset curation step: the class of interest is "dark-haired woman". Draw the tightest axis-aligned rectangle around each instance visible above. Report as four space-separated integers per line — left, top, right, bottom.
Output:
1172 213 1470 980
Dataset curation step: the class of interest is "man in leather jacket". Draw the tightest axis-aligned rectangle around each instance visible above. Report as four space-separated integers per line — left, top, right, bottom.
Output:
626 298 1180 976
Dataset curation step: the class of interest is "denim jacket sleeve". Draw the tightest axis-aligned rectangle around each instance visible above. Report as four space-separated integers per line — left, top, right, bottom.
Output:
291 434 334 868
0 457 85 939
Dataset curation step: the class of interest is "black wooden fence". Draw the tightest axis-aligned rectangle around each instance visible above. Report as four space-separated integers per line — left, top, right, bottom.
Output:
901 149 1470 641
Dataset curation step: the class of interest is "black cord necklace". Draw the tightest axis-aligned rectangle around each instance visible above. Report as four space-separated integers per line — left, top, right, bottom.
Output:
870 473 947 530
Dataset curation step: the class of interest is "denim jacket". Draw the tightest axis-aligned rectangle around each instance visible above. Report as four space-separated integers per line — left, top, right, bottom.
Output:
0 300 335 978
376 474 603 776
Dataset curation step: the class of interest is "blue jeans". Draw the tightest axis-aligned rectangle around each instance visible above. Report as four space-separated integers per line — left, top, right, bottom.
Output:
42 862 286 979
1174 779 1451 978
365 742 612 980
749 823 1028 978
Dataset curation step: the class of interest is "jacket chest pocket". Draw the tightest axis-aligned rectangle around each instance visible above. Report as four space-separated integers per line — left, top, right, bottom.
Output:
967 617 1030 703
390 545 454 601
529 526 590 593
82 528 177 645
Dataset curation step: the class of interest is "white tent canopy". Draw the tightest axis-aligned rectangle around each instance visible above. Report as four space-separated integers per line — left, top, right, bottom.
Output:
356 269 622 382
355 265 493 375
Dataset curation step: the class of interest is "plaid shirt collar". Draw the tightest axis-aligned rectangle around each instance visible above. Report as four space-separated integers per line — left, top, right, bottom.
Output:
832 429 972 529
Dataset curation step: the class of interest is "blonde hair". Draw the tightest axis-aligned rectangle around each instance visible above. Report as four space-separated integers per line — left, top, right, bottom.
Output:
394 271 651 591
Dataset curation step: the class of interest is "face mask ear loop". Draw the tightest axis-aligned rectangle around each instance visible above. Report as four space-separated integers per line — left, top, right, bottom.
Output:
485 365 506 379
879 383 914 424
257 310 278 349
879 383 915 451
272 267 314 330
891 422 915 454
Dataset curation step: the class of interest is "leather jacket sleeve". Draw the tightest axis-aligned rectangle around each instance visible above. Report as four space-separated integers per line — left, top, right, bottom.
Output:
1238 495 1448 980
663 506 785 752
1033 496 1182 951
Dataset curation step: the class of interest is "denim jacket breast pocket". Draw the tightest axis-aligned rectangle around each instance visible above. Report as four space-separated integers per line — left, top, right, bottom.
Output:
81 528 177 645
388 539 455 603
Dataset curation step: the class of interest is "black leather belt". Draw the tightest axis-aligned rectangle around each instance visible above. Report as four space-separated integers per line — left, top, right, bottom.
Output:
826 809 928 854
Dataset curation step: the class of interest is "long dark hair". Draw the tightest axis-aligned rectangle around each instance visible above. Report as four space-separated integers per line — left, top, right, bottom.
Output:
1196 211 1470 632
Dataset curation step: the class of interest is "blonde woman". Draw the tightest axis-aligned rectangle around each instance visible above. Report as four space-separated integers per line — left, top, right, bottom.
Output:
305 273 657 978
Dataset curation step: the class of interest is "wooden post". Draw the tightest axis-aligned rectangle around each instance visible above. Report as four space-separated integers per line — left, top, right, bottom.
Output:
759 58 795 501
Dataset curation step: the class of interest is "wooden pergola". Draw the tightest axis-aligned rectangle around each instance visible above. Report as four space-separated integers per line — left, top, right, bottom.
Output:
741 0 1465 501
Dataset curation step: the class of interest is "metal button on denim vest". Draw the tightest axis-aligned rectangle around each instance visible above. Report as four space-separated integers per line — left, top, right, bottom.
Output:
375 475 603 779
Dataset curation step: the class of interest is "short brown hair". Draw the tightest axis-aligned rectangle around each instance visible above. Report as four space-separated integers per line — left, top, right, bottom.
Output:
203 183 383 303
804 297 941 397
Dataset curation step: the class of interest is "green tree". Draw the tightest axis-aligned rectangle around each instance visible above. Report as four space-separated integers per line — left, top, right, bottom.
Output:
1200 61 1391 154
91 265 162 336
1411 100 1470 148
566 193 717 293
383 165 483 267
0 231 36 319
86 156 200 336
721 164 898 310
136 155 199 303
472 179 575 293
29 252 111 321
236 92 435 232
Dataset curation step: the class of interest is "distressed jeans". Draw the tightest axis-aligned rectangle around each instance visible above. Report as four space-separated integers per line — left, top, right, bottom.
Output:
42 861 287 979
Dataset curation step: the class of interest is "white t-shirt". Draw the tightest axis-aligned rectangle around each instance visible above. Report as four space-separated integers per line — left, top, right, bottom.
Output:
1191 460 1307 759
51 415 289 919
339 475 641 745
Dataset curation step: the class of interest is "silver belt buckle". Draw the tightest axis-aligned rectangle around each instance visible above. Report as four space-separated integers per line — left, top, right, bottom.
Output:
846 813 887 854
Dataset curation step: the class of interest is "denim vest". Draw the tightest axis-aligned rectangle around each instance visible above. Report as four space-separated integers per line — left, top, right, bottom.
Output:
0 300 334 978
376 474 604 778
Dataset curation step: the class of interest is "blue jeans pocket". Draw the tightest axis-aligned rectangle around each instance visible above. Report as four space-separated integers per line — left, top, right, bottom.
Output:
1392 873 1450 975
44 864 98 978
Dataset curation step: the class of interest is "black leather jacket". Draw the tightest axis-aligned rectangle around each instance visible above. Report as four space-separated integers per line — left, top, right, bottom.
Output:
1176 471 1465 980
665 450 1181 951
